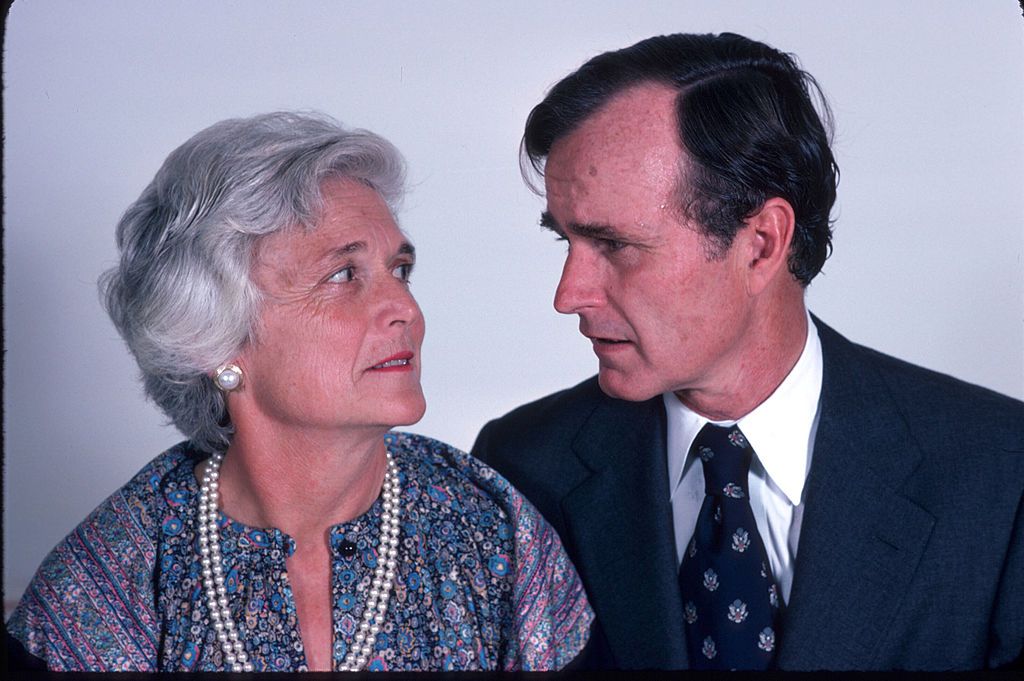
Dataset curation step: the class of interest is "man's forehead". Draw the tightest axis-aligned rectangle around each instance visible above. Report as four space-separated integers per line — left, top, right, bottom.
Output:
545 84 683 190
550 83 680 157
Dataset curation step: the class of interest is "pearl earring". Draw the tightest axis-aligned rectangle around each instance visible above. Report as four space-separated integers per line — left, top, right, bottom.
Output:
214 364 243 392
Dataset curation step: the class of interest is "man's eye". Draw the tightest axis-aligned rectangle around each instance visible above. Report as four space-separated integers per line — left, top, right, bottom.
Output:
601 238 626 252
328 267 355 283
393 263 413 283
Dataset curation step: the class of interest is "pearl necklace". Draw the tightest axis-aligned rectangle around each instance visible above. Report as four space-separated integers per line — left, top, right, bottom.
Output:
198 450 401 672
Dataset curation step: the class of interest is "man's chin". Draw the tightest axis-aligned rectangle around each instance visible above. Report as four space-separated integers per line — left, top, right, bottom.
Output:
596 370 660 402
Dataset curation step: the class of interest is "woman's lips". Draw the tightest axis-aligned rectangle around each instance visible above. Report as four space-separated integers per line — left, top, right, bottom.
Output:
369 352 415 371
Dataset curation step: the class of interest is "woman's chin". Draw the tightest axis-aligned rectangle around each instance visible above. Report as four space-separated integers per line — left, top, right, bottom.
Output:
381 396 427 429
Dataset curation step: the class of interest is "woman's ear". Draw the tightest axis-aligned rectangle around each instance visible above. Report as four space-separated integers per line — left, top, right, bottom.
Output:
213 363 244 392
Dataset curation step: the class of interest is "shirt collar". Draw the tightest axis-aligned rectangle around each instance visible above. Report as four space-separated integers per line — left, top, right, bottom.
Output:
663 312 823 506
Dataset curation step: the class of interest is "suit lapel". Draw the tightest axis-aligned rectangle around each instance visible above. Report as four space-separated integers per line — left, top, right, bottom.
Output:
560 395 688 669
778 322 936 669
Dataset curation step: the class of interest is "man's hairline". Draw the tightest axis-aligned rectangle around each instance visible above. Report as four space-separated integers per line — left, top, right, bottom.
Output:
532 83 732 262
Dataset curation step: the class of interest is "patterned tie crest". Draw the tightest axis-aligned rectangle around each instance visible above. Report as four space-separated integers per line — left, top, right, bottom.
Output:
677 423 780 670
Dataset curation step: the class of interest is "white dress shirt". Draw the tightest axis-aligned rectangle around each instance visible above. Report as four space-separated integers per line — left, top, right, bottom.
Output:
664 314 822 606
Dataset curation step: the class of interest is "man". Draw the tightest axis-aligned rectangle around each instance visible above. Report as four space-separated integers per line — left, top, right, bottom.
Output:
471 33 1023 670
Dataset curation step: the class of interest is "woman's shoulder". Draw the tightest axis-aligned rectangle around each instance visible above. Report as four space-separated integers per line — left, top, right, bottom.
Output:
75 441 201 542
384 431 524 508
32 440 198 567
6 441 203 671
384 430 562 541
385 431 593 670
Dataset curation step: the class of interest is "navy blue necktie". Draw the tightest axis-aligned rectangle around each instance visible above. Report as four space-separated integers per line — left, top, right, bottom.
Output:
677 423 780 669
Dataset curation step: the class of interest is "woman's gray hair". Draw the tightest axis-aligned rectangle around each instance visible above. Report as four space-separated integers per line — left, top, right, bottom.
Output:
99 111 406 452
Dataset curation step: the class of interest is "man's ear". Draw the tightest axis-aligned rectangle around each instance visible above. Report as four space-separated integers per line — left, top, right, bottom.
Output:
740 197 796 295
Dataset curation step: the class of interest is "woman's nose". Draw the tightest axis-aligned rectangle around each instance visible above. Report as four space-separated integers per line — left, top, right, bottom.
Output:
378 277 422 328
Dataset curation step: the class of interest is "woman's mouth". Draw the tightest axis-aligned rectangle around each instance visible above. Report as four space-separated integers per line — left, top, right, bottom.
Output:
369 352 415 371
373 358 410 369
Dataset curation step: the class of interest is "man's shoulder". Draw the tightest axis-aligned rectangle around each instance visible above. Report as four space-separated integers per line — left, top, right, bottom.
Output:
491 375 606 421
470 376 621 504
818 319 1024 444
472 376 614 454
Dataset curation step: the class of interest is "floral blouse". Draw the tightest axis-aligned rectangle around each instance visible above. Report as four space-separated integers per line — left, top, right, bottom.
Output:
7 432 592 671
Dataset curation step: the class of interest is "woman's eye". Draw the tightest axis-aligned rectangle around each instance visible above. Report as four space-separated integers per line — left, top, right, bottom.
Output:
393 263 414 283
328 267 355 283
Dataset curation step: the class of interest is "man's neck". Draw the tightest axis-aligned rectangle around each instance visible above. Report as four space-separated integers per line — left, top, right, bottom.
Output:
675 300 809 422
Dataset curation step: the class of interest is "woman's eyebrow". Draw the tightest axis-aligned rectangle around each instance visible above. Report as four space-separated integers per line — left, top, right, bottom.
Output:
328 241 367 257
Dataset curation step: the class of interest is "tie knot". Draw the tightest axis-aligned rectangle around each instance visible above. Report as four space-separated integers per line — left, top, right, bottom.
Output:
691 423 753 498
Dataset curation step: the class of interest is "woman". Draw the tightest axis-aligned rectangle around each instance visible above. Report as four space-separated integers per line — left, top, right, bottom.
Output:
6 112 592 671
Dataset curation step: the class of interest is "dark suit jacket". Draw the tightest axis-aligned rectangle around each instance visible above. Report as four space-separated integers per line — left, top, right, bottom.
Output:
471 320 1024 670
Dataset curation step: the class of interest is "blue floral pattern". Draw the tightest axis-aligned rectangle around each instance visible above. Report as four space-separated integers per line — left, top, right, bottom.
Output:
7 433 592 671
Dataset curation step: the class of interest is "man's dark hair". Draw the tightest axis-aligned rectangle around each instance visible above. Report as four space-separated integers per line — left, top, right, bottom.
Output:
523 32 839 286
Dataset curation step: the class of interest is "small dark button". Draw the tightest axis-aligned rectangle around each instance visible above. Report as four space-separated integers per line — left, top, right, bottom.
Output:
339 540 357 558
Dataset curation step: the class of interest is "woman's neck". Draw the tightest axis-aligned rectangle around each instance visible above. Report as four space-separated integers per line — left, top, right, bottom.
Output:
210 424 389 545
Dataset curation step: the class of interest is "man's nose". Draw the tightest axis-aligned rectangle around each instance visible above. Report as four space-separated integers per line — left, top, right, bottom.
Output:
553 249 603 314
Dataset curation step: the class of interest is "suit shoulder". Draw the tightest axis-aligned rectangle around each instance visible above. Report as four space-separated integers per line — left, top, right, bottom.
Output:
499 375 607 419
473 376 606 452
820 321 1024 448
862 343 1020 424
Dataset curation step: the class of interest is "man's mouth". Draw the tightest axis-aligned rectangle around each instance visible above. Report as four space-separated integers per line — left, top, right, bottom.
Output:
584 331 631 345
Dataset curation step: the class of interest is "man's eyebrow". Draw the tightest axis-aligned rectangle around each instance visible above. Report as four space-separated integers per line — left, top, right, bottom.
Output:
540 211 625 241
539 211 562 235
397 242 416 258
566 223 625 240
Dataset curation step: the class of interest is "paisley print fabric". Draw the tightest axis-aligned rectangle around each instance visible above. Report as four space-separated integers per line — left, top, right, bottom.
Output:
7 432 592 671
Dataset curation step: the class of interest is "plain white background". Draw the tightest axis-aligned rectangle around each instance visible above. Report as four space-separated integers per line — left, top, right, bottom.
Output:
4 1 1022 609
